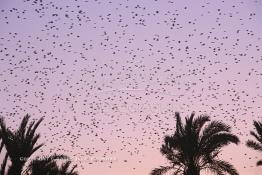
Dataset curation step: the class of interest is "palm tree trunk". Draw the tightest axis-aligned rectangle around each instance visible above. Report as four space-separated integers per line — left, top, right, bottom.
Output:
184 165 200 175
0 141 4 154
185 170 200 175
0 153 8 175
7 162 24 175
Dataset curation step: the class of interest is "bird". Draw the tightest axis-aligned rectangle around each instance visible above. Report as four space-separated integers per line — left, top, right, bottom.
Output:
0 0 261 174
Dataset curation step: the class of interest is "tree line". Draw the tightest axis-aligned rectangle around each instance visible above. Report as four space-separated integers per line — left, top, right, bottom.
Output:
0 113 261 175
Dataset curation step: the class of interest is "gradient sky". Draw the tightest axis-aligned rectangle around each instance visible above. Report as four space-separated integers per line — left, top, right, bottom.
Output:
0 0 262 175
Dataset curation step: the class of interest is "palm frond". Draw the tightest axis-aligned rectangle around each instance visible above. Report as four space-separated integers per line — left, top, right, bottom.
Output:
30 143 44 155
204 164 224 175
27 117 44 141
250 131 262 143
25 154 69 175
201 121 231 142
17 114 30 139
60 161 79 175
160 137 185 165
213 160 239 175
253 121 262 138
193 115 210 135
246 140 262 152
185 112 194 135
257 160 262 166
61 160 71 173
150 166 174 175
175 112 184 136
203 133 239 156
250 131 262 144
69 164 78 175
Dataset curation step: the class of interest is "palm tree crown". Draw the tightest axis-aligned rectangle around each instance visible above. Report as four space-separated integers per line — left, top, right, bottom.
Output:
151 112 240 175
0 114 79 175
246 120 262 166
0 114 44 175
24 154 79 175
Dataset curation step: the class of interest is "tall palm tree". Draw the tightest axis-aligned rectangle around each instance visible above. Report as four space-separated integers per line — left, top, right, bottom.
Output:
0 114 44 175
151 112 240 175
246 120 262 166
24 154 78 175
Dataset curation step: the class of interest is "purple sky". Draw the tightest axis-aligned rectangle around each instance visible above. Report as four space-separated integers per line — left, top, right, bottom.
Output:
0 0 262 174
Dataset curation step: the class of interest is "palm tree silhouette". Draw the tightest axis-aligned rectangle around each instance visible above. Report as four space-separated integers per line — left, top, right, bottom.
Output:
24 154 67 175
246 120 262 166
0 114 44 175
59 159 78 175
24 154 78 175
151 112 240 175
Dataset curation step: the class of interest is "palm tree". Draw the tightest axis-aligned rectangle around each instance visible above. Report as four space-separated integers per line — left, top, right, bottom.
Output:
59 160 78 175
24 154 67 175
0 114 44 175
151 112 240 175
246 120 262 166
24 154 78 175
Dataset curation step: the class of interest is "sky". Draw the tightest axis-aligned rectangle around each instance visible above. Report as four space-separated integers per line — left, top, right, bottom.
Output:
0 0 262 174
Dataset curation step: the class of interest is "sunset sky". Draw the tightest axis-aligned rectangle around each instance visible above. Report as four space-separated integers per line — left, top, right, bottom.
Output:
0 0 262 174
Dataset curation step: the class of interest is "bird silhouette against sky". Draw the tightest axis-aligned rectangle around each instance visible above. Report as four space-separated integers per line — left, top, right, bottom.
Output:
0 0 262 175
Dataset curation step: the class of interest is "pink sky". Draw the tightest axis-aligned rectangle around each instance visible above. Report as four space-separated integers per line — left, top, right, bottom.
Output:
0 0 262 174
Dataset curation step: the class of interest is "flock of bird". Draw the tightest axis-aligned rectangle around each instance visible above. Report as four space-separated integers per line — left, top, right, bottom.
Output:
0 0 261 174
